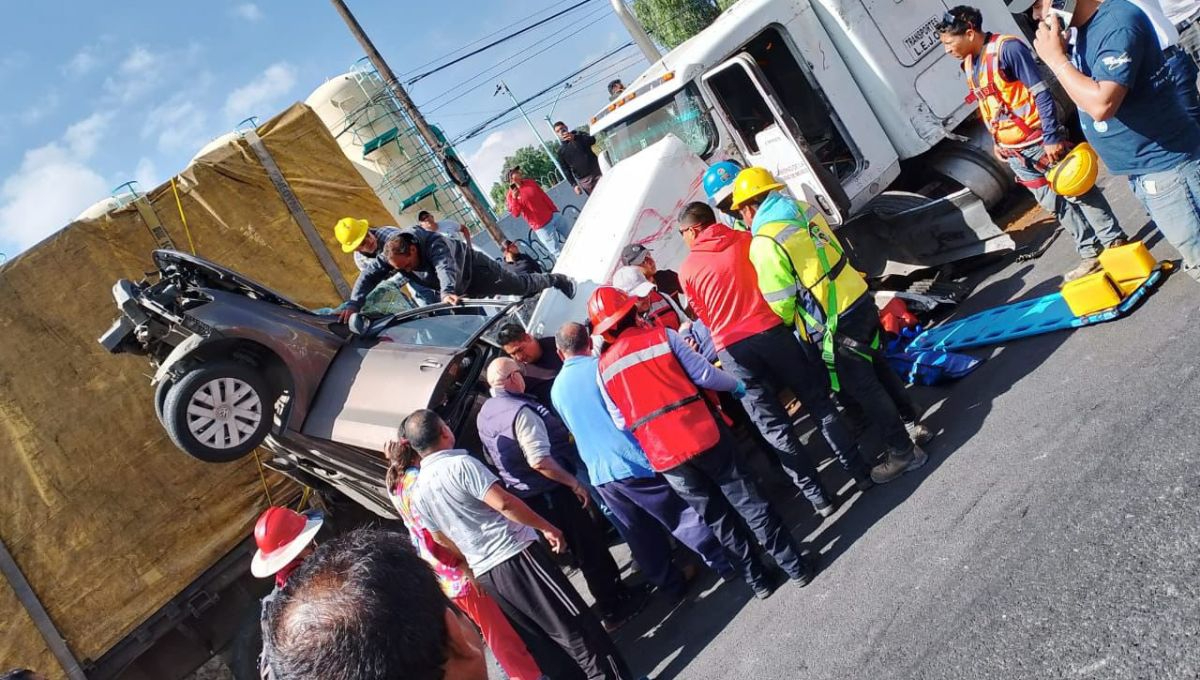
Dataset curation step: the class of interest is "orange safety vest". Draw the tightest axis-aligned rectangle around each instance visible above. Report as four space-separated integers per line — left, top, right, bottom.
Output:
642 290 683 331
964 34 1043 148
599 326 721 471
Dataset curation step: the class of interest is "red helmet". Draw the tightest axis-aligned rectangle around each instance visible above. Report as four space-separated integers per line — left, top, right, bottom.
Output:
250 506 324 578
588 285 637 336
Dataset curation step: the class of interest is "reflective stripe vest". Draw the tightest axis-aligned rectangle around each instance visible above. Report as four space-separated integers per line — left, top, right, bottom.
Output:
964 34 1043 148
598 326 721 471
642 290 682 331
749 201 869 343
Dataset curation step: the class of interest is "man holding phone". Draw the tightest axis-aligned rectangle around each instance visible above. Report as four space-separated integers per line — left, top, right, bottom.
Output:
1034 0 1200 283
505 166 570 259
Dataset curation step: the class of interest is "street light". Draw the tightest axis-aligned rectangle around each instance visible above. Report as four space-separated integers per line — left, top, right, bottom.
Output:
543 81 573 135
494 80 568 183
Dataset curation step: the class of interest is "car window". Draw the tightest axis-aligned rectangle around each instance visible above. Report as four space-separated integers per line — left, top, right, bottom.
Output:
378 306 501 348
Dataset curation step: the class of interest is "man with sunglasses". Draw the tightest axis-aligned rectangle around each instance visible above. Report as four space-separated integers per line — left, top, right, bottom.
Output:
1034 0 1200 283
939 5 1128 282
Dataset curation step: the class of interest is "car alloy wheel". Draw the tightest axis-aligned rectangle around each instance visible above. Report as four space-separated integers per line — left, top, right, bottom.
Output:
186 377 263 449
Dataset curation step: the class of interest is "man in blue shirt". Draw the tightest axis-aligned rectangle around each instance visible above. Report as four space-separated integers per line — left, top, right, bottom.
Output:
550 321 734 600
940 5 1128 281
1035 0 1200 282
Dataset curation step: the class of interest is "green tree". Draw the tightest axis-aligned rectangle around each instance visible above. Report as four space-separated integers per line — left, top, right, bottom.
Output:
489 145 563 212
631 0 736 50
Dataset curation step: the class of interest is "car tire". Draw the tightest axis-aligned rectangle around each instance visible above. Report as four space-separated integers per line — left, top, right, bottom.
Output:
162 360 275 463
153 377 173 426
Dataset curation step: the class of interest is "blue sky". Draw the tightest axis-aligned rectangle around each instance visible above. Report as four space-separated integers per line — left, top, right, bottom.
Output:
0 0 650 258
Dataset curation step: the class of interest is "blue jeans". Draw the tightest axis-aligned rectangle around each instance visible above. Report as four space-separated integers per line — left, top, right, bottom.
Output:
1129 156 1200 281
533 212 568 258
660 429 809 587
1005 144 1126 258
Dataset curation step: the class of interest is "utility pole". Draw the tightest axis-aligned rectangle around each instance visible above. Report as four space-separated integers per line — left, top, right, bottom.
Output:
543 82 572 136
496 80 567 185
329 0 507 247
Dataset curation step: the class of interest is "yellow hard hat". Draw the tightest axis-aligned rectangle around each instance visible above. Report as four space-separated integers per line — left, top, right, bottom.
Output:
334 217 370 253
730 167 785 210
1045 143 1099 198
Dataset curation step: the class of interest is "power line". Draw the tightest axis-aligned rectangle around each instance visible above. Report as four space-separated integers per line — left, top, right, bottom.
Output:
451 42 634 143
398 0 582 78
407 0 598 85
421 4 616 113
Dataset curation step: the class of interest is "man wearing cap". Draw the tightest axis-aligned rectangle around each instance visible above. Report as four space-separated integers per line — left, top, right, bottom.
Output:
677 201 872 506
501 239 545 275
337 224 576 322
417 209 473 248
477 357 648 632
506 167 570 258
620 244 685 312
250 506 324 679
939 5 1127 281
334 217 439 307
1034 0 1200 283
589 286 818 600
612 265 717 363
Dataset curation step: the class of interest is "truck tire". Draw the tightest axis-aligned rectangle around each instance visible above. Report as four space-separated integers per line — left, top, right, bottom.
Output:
162 360 274 463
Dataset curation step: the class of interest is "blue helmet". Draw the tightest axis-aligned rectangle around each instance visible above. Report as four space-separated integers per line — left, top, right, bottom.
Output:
703 160 743 204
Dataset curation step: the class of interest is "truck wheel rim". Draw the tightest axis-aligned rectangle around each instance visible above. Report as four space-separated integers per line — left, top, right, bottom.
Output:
186 378 263 449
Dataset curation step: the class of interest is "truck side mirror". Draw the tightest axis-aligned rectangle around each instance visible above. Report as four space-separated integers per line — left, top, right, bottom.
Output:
348 313 369 337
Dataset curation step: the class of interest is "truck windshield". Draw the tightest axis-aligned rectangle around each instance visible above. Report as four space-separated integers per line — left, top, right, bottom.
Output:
595 84 717 166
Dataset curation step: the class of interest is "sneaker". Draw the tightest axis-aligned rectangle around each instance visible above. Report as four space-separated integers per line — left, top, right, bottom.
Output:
551 273 576 299
1105 237 1129 249
601 588 649 632
853 473 876 492
813 497 836 518
869 445 929 485
1064 257 1101 282
751 571 786 600
905 421 934 446
791 556 820 588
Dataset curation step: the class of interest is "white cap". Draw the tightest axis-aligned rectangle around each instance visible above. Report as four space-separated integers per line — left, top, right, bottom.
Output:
612 265 656 298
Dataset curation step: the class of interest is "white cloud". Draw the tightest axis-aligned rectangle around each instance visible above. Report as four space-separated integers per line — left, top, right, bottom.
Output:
142 96 211 154
134 157 158 189
64 47 100 78
0 114 114 254
464 125 541 190
20 91 60 125
232 3 264 21
223 62 296 120
104 46 164 103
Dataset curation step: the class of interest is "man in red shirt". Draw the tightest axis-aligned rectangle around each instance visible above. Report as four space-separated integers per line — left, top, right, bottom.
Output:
505 166 570 259
678 203 875 512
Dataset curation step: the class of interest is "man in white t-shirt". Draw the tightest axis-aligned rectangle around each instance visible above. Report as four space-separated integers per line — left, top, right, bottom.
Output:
406 409 636 680
418 209 473 248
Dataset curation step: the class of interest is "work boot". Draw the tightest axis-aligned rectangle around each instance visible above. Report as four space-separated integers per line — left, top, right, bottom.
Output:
905 421 934 446
1064 257 1101 282
551 273 576 298
853 472 876 492
1104 237 1129 249
869 445 929 485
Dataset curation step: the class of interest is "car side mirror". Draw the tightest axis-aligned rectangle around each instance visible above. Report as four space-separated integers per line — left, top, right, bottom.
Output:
348 313 369 337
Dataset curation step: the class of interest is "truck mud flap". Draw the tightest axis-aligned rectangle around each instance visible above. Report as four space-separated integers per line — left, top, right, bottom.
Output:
839 188 1015 279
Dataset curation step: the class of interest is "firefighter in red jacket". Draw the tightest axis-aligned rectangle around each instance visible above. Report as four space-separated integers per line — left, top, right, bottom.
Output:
589 286 818 599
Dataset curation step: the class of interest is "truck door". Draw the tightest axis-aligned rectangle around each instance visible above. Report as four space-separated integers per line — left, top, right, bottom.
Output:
702 53 850 225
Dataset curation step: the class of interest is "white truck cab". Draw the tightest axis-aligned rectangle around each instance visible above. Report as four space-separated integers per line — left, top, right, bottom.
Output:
590 0 1025 225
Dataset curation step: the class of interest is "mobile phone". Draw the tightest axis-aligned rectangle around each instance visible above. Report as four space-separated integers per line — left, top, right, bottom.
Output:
1047 0 1076 27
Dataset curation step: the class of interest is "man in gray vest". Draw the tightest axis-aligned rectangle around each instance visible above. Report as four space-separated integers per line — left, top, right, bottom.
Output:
476 357 648 632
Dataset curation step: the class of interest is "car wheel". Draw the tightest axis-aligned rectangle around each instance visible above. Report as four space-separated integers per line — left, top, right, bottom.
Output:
162 360 274 463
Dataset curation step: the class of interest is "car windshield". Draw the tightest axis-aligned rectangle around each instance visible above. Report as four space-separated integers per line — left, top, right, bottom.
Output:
595 84 717 166
377 306 502 348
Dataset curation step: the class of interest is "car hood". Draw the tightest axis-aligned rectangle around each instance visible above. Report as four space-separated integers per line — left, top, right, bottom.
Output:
153 249 311 313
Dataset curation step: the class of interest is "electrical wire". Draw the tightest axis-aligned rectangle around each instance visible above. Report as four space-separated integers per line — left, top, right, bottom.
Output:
407 0 598 85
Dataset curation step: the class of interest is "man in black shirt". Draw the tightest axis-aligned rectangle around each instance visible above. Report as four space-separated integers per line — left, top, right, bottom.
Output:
496 323 563 406
500 240 544 275
553 121 603 196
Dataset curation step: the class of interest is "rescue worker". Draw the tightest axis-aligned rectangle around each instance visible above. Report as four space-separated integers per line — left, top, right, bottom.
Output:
590 286 819 599
552 321 735 600
611 264 718 362
334 217 438 306
677 201 872 506
335 223 575 322
250 506 324 679
702 159 748 231
939 6 1128 281
477 357 649 632
619 244 685 311
729 168 927 485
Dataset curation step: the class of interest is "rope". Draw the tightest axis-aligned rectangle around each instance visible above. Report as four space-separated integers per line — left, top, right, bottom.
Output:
169 176 198 255
252 448 275 506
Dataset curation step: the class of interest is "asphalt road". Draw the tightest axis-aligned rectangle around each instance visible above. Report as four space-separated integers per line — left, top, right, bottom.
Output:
585 176 1199 680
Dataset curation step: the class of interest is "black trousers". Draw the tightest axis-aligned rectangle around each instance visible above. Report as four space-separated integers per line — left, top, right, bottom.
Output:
478 543 634 680
522 486 625 616
832 301 913 453
466 254 556 297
